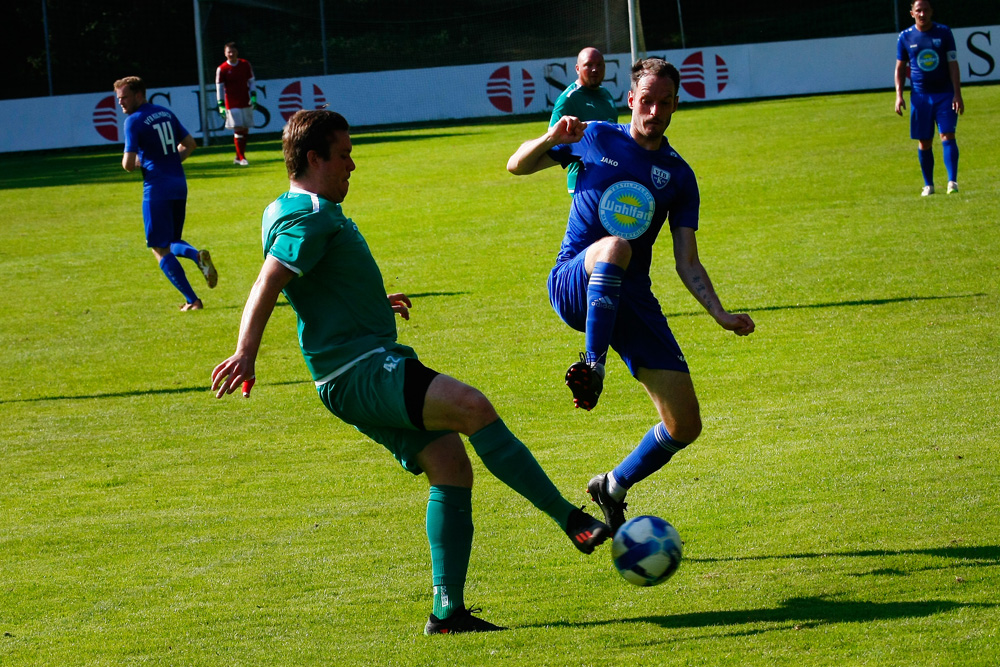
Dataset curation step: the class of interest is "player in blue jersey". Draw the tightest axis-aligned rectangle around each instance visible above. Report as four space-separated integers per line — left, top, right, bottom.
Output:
211 109 609 634
507 58 755 535
115 76 218 310
895 0 964 196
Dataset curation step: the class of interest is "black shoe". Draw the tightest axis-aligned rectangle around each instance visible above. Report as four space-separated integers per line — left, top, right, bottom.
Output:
565 353 604 410
587 473 627 536
424 606 506 635
565 507 611 554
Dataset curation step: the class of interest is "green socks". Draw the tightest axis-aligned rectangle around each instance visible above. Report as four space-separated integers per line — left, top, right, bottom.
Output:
468 419 577 530
428 485 472 619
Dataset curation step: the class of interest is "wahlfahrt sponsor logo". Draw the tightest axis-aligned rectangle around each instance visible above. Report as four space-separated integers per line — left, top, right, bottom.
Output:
598 181 655 240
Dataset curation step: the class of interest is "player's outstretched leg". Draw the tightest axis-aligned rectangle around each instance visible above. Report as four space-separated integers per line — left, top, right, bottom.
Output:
564 506 611 554
595 423 689 525
197 249 218 288
566 352 605 410
467 419 610 553
587 472 628 536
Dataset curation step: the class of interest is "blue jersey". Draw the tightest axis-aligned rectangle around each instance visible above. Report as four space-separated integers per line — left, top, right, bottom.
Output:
897 23 958 95
123 103 189 201
548 122 699 287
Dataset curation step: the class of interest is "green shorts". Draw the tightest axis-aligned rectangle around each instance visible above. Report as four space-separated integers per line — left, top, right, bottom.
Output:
316 344 449 475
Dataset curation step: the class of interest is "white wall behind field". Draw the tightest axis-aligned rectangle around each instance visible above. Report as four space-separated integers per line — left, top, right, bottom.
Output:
1 27 997 154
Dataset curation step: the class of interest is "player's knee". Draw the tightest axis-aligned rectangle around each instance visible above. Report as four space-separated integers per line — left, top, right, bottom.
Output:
666 414 701 444
590 236 632 268
455 386 499 432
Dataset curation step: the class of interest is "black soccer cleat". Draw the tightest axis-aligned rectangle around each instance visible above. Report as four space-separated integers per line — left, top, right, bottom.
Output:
565 353 604 411
587 473 628 536
424 606 506 635
565 507 611 554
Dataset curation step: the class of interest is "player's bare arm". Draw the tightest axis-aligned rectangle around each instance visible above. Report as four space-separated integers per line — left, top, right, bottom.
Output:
212 257 295 398
388 292 411 320
948 60 964 114
178 135 196 162
671 227 755 336
122 152 138 172
507 116 587 175
894 60 908 115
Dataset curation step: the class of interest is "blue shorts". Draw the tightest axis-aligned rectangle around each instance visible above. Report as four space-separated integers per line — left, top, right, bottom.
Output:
547 252 689 377
909 90 958 140
142 199 186 248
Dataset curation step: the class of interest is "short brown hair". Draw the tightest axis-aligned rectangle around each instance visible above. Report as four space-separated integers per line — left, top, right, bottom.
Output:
282 110 350 179
113 76 145 94
630 58 680 93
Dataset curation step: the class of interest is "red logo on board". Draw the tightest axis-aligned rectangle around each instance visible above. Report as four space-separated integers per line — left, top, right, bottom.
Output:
93 95 120 141
487 66 535 113
278 82 328 121
680 52 729 99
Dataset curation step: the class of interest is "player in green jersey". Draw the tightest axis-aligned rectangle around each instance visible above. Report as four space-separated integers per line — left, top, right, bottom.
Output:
211 109 610 635
549 47 619 194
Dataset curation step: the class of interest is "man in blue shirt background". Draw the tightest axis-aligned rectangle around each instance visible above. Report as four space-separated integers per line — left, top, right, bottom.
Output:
894 0 965 196
115 76 218 309
508 58 755 535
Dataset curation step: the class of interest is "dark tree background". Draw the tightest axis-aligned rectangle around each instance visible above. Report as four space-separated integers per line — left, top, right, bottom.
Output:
5 0 997 101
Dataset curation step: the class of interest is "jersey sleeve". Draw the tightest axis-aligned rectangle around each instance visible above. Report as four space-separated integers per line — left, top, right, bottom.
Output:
547 122 600 167
944 27 958 61
667 167 700 230
268 210 342 276
549 92 568 127
896 33 909 62
171 114 190 143
122 115 139 153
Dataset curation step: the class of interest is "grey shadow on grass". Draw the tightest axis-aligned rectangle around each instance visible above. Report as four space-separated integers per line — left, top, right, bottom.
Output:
0 379 311 405
664 293 987 319
524 596 997 635
690 544 1000 567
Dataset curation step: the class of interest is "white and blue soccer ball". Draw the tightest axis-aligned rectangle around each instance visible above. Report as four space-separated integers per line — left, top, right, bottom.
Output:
612 515 682 587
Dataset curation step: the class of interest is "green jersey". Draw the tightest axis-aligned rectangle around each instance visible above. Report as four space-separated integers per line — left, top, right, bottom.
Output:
262 188 397 384
549 83 618 194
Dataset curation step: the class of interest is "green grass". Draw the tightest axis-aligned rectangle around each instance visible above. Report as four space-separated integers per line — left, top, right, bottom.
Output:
2 85 999 665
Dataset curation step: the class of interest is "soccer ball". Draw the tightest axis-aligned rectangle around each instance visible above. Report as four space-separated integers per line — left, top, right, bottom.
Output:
612 515 682 586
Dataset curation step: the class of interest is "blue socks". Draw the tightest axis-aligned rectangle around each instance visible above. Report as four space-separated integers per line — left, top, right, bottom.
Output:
918 148 934 187
169 240 200 263
613 422 688 489
159 253 198 303
942 139 959 183
585 262 625 365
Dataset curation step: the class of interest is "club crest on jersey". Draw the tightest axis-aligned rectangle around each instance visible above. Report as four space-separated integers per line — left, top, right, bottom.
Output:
598 181 655 240
651 165 671 189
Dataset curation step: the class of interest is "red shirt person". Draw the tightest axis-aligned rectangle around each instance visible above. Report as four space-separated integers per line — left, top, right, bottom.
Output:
215 42 257 165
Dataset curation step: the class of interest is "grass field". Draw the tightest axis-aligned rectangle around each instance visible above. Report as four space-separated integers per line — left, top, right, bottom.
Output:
2 85 999 666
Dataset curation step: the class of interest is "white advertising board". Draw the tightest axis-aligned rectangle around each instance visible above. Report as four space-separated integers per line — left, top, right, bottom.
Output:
1 27 996 153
